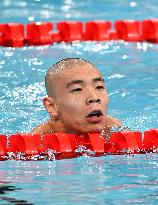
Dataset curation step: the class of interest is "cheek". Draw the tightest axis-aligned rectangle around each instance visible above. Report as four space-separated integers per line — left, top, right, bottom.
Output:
58 95 84 115
58 99 85 128
104 92 109 103
106 95 109 105
100 91 108 103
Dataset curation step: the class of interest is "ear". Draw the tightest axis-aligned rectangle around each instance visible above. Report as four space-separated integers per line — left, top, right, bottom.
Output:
43 96 59 119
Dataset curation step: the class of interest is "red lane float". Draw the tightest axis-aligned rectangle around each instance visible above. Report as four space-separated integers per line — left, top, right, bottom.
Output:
0 23 24 47
57 21 83 42
1 19 158 47
107 131 143 154
0 129 158 160
84 21 111 41
143 129 158 152
26 22 53 45
114 20 141 42
0 135 7 160
142 19 158 43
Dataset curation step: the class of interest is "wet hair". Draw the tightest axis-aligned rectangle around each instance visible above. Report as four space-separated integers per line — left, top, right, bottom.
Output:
45 58 94 96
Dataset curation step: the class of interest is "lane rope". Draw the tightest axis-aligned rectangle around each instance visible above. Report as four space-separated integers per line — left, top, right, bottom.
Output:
0 19 158 47
0 129 158 160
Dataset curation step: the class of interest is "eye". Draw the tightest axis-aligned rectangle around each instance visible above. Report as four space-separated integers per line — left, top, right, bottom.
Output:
70 88 82 93
96 85 105 90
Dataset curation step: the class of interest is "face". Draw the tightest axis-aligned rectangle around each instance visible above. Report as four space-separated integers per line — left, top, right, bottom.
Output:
49 63 109 134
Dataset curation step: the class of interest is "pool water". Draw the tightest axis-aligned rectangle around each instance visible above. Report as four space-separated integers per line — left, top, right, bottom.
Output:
1 154 158 204
1 41 157 134
0 0 158 204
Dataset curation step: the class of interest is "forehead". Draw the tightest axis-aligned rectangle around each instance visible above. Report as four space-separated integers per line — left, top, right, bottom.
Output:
58 64 102 80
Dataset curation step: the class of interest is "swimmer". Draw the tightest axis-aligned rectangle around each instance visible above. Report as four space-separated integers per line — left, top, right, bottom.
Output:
31 58 122 139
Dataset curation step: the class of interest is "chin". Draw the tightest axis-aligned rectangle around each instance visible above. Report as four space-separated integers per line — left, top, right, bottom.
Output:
84 125 104 134
87 129 102 134
69 122 105 135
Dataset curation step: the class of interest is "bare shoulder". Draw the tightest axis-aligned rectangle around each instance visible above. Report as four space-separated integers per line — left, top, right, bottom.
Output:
105 115 122 128
31 121 53 134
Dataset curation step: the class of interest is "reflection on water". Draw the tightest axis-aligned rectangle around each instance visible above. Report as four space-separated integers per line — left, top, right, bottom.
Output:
0 184 33 205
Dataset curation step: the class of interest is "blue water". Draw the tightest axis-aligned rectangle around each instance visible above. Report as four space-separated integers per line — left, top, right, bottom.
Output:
0 0 158 204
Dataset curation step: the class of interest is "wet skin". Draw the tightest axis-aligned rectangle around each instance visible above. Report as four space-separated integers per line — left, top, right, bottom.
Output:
32 64 121 135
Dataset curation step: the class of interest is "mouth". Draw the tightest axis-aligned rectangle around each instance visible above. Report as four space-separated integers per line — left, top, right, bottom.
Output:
86 110 103 124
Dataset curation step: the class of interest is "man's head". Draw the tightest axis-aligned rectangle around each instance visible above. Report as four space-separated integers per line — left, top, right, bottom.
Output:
43 58 109 134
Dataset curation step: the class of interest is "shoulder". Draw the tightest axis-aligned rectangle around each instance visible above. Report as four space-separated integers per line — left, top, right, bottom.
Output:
102 116 122 141
105 115 122 128
31 121 54 134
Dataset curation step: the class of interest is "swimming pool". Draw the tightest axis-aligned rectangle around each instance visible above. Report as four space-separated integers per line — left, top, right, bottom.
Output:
0 0 158 204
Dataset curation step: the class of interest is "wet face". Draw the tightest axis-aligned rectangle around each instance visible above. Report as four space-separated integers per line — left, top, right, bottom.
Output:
50 63 109 134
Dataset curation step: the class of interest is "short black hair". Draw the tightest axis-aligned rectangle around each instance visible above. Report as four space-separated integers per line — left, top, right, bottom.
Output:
45 58 94 96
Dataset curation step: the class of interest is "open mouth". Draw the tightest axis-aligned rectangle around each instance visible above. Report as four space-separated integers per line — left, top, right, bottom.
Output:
86 110 103 124
87 110 103 118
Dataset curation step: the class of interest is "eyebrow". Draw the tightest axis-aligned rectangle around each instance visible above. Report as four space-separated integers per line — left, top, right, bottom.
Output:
93 77 105 83
66 80 83 88
66 77 105 88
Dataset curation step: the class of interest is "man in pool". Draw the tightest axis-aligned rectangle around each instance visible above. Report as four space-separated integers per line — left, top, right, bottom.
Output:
31 58 122 139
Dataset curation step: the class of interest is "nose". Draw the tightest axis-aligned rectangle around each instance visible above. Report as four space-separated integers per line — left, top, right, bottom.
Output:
85 90 101 105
